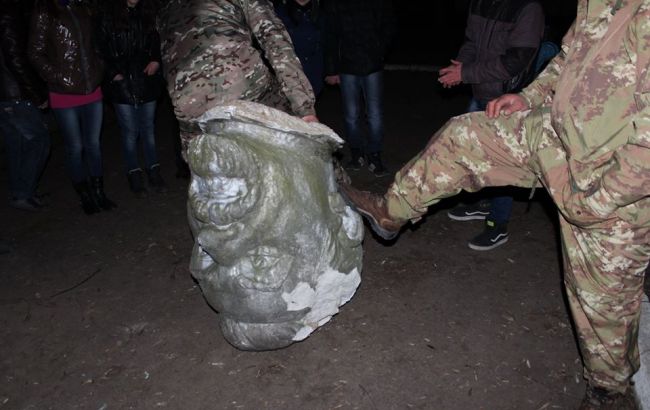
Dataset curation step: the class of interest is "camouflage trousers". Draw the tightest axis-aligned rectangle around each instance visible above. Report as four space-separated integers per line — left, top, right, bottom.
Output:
386 108 649 392
172 78 291 155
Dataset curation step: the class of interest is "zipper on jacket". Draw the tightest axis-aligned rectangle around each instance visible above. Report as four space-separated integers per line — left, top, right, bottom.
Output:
67 6 91 93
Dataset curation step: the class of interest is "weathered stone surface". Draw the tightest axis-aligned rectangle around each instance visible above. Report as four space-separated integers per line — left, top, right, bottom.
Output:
186 101 364 350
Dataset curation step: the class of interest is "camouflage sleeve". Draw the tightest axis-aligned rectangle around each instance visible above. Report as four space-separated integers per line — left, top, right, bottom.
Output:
244 0 316 117
596 9 650 210
519 19 576 107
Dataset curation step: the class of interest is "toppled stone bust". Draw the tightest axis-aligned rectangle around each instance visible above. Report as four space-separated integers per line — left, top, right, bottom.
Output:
186 101 364 351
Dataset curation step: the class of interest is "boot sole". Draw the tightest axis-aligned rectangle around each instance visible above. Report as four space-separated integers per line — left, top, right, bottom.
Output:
337 188 399 241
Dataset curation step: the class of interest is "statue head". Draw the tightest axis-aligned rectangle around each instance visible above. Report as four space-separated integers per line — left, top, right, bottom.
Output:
187 102 364 350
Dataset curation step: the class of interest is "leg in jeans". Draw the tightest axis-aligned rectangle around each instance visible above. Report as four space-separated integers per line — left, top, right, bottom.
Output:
0 101 50 200
54 105 87 183
137 101 159 169
361 71 384 155
79 101 104 178
114 103 140 172
489 195 514 225
339 74 364 154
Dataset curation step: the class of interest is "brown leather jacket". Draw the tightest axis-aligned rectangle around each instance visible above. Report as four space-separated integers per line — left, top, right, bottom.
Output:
28 1 103 95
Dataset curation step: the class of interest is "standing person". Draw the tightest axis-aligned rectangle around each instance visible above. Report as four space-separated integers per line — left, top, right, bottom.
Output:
274 0 325 97
0 0 51 211
340 0 648 406
158 0 318 154
439 0 545 251
97 0 166 195
28 0 116 215
323 0 396 177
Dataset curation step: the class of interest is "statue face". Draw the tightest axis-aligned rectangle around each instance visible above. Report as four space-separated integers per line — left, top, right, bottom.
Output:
187 103 363 350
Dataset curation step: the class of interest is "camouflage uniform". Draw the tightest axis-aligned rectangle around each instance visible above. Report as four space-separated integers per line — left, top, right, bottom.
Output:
385 0 650 393
158 0 316 151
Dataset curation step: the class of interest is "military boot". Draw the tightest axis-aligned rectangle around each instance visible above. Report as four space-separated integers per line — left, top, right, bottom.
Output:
338 183 404 240
578 385 639 410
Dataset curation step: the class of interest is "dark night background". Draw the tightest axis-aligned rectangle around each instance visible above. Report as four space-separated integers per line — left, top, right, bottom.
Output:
387 0 578 66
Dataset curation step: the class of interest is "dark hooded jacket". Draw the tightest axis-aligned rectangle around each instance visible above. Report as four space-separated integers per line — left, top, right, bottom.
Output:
0 0 47 104
28 0 104 95
323 0 396 76
96 3 163 104
457 0 545 101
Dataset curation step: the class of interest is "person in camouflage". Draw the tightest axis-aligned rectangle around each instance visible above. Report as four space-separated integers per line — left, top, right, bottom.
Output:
158 0 318 152
340 0 648 407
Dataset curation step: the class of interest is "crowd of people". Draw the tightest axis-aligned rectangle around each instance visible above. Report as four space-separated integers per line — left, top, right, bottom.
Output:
1 0 647 408
1 0 172 216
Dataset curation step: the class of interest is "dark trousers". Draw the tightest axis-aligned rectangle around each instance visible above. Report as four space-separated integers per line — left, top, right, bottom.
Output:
0 101 50 200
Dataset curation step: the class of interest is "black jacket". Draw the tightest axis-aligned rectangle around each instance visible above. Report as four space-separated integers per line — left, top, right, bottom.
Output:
457 0 544 101
0 1 47 104
29 0 104 95
324 0 396 76
96 5 162 105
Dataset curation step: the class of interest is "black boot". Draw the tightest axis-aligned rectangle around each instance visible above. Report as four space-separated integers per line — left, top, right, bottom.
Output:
73 181 101 215
89 177 117 210
147 164 167 193
127 169 147 196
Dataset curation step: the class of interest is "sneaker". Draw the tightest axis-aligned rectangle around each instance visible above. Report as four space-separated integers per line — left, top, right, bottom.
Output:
9 197 43 212
128 169 147 195
467 220 508 251
579 385 639 410
367 152 389 177
447 200 491 221
338 183 404 240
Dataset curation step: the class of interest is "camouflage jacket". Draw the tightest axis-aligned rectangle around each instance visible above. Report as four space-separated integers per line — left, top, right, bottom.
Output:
521 0 650 226
159 0 315 124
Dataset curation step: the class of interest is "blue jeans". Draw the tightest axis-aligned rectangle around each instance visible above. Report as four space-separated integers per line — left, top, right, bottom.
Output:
340 71 384 154
53 100 103 183
0 101 50 200
113 101 159 172
468 98 513 225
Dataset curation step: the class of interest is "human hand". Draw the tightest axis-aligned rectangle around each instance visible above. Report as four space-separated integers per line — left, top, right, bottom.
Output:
301 114 319 123
325 75 340 86
485 94 528 118
113 73 124 81
143 61 160 76
438 60 462 88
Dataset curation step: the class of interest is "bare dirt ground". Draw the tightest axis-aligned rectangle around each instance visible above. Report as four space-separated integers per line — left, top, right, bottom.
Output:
1 71 608 409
